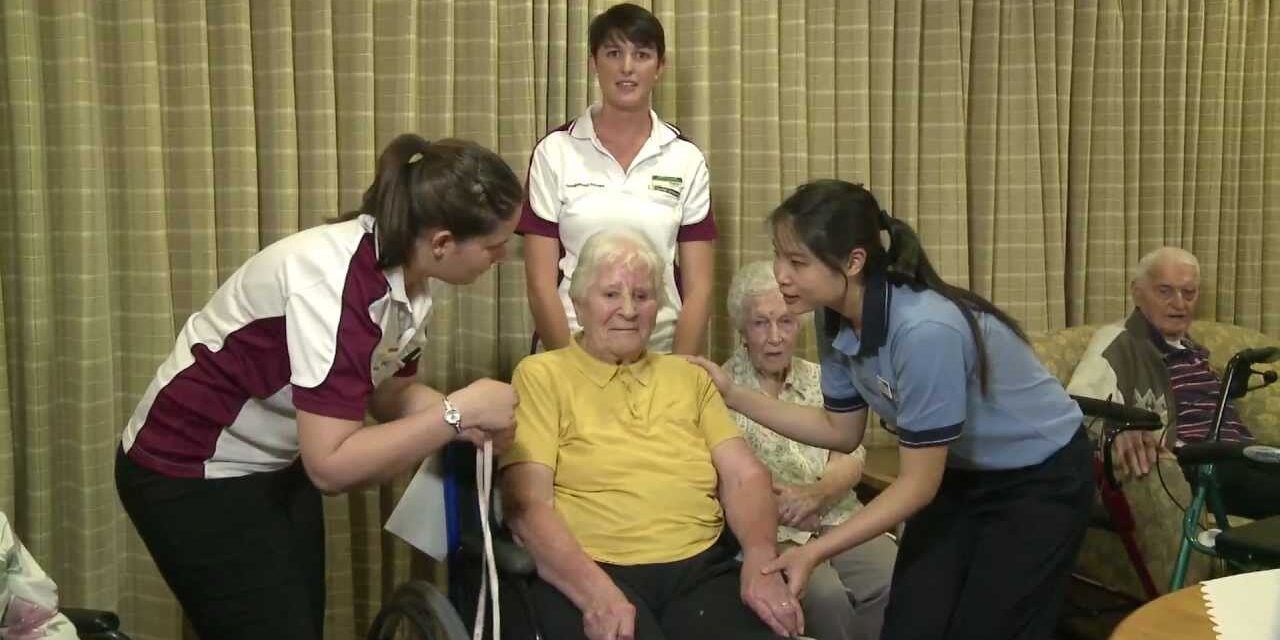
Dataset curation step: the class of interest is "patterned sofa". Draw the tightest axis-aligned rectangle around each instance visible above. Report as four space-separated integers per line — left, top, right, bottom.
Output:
1031 320 1280 598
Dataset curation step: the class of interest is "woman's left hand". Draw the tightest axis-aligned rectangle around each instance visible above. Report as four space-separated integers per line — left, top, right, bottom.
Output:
774 482 827 529
761 544 820 599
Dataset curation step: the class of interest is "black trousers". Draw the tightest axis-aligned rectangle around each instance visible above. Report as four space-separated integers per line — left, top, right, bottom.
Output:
115 448 325 640
530 540 785 640
882 429 1094 640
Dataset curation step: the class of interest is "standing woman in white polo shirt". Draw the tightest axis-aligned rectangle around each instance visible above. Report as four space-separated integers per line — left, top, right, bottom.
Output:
115 134 523 640
520 3 716 354
691 180 1093 640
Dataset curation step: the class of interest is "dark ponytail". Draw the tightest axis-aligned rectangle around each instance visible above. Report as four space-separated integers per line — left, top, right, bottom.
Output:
336 133 522 269
771 179 1026 394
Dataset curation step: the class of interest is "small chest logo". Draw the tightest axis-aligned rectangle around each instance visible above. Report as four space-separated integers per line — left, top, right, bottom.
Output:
650 175 683 199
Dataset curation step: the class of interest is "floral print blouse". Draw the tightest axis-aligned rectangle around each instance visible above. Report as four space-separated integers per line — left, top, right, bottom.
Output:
1 512 76 640
723 346 863 544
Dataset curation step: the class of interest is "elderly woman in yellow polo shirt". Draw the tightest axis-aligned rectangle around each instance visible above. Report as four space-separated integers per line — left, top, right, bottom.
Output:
501 229 802 640
723 261 896 640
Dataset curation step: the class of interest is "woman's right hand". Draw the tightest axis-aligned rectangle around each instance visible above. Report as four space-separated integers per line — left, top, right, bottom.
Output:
762 543 820 599
447 378 518 451
582 588 636 640
682 355 733 398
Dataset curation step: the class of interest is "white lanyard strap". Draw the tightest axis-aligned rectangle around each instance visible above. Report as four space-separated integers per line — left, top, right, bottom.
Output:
471 441 500 640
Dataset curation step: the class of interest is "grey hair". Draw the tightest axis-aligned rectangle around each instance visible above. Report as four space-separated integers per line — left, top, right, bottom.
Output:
1133 247 1200 284
727 260 782 330
568 227 667 305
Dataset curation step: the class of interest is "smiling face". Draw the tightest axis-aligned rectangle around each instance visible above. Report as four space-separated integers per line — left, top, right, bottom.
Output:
740 290 800 378
590 36 663 113
1133 259 1200 342
574 258 659 364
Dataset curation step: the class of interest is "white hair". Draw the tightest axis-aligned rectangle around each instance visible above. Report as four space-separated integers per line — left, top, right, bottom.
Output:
568 228 666 305
1133 247 1200 284
726 260 781 330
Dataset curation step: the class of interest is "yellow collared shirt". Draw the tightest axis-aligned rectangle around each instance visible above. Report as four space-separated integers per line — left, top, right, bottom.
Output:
501 338 742 565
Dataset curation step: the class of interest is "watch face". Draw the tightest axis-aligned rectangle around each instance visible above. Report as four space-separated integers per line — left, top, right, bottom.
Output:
445 408 461 424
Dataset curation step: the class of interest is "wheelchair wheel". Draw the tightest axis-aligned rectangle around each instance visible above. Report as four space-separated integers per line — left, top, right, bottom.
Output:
366 580 470 640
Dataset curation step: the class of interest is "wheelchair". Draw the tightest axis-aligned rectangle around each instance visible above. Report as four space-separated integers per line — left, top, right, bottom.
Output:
1167 345 1280 589
367 442 540 640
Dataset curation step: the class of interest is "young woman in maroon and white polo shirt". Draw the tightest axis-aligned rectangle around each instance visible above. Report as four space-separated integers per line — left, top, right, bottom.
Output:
115 134 523 640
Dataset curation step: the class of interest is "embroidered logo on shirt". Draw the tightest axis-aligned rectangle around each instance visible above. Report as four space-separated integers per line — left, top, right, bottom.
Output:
650 175 683 199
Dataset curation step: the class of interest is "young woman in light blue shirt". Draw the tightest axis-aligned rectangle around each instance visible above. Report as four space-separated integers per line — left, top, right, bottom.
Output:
692 180 1091 640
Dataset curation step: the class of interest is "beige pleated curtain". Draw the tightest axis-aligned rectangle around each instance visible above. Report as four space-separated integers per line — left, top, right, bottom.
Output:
2 1 1277 639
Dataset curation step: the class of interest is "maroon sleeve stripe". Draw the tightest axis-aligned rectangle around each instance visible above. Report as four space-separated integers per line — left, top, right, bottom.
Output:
677 202 717 242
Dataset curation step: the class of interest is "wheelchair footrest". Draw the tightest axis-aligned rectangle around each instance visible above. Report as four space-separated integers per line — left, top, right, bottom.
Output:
1216 516 1280 566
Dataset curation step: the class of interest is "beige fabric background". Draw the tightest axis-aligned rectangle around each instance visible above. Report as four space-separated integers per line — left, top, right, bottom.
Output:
1 1 1277 638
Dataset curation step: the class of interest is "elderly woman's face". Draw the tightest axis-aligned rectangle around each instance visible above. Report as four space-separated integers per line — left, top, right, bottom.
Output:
576 259 659 363
742 290 800 376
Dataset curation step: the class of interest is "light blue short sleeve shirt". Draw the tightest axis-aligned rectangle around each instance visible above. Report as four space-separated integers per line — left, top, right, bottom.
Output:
819 276 1083 470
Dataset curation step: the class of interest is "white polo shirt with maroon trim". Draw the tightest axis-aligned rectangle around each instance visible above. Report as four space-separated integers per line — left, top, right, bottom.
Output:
517 104 716 352
121 214 431 479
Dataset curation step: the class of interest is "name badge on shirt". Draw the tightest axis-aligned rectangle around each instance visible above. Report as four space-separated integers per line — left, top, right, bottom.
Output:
877 375 895 401
650 175 683 199
370 306 429 384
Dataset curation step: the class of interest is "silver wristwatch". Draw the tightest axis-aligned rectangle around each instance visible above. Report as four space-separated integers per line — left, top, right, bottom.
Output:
442 397 463 434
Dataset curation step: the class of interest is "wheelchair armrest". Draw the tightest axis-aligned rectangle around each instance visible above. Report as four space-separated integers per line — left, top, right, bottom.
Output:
459 529 537 577
61 607 121 633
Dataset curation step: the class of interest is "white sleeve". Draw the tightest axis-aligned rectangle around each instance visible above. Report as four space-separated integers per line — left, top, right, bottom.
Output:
526 141 561 223
286 263 381 421
680 158 712 226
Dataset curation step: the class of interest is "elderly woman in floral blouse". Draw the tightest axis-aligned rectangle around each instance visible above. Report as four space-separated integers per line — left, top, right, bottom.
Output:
722 260 896 640
0 512 76 640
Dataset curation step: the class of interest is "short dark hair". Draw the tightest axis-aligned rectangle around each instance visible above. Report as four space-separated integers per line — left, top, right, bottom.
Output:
336 134 522 270
589 3 665 60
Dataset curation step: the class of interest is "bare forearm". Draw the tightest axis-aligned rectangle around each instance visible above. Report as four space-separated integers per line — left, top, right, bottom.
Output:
672 285 711 355
673 241 714 355
311 411 455 493
528 286 571 349
524 236 572 350
507 504 618 608
816 450 863 499
725 385 864 452
720 466 781 559
805 451 941 560
369 381 441 424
